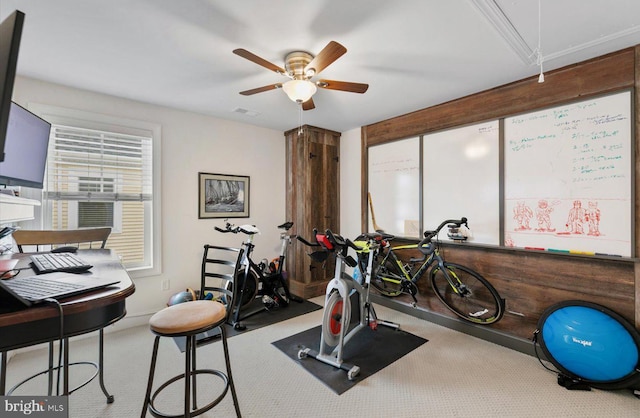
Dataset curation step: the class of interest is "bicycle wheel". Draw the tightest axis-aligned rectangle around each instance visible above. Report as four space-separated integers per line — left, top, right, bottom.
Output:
430 262 503 325
370 255 404 297
234 264 259 308
322 290 351 348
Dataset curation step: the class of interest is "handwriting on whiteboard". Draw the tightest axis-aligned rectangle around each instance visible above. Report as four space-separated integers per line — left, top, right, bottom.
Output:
504 91 631 256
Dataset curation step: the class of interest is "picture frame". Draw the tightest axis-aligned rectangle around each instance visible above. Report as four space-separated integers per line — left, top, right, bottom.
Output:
198 172 250 218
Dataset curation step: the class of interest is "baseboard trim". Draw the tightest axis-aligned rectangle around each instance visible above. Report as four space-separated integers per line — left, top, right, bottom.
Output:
370 294 548 361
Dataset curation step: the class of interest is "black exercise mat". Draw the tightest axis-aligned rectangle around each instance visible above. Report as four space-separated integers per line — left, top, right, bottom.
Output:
272 324 427 395
228 298 322 337
174 299 322 352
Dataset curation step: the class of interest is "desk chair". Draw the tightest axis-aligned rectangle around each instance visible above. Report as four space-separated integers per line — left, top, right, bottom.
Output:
141 245 242 417
9 227 114 402
13 227 111 253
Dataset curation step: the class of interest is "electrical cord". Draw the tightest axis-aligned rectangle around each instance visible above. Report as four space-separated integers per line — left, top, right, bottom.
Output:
0 266 32 279
44 298 65 396
531 329 557 374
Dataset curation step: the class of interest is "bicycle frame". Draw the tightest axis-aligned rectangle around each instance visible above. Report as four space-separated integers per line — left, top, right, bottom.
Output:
272 227 292 275
237 229 293 305
381 242 438 282
376 238 468 304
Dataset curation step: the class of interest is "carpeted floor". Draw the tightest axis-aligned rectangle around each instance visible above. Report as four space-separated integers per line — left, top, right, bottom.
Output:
273 324 427 394
4 297 639 417
173 299 322 351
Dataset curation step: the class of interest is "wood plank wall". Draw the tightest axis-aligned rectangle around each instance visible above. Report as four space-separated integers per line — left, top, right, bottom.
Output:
360 46 640 339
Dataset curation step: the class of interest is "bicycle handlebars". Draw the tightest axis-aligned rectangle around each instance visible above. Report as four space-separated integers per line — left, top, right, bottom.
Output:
296 235 320 247
214 221 259 236
418 217 468 254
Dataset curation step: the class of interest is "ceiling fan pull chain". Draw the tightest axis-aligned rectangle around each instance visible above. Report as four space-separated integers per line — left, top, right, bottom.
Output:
297 104 304 135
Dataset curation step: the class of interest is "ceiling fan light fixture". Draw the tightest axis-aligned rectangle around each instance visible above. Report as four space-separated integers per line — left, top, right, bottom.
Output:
282 79 317 103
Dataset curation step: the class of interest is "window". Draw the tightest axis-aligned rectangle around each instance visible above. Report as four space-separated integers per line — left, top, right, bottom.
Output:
30 104 161 277
79 201 114 228
71 177 120 231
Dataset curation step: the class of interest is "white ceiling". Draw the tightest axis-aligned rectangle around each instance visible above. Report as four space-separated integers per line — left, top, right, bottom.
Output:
2 0 640 133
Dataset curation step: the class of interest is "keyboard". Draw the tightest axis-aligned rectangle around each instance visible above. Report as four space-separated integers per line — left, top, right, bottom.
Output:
4 276 84 300
30 253 93 274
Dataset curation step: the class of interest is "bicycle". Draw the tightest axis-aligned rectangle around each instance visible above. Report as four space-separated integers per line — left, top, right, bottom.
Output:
215 220 301 330
296 229 398 380
364 217 505 325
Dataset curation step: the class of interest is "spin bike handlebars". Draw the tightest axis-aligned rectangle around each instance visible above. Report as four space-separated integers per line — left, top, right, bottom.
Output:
297 229 353 252
298 229 391 252
215 222 259 236
297 229 362 268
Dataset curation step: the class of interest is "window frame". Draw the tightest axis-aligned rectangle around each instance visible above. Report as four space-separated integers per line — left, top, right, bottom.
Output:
28 103 162 278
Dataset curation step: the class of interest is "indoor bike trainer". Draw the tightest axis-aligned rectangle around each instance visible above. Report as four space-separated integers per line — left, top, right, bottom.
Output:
297 230 399 380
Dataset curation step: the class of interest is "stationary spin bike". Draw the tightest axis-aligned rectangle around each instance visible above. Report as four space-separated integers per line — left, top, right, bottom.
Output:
296 229 399 380
215 221 302 330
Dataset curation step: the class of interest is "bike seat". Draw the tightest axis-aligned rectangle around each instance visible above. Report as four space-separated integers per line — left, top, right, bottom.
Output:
278 221 293 230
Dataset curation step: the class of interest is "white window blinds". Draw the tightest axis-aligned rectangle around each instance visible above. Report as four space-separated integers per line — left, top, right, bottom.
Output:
45 125 152 202
30 101 161 276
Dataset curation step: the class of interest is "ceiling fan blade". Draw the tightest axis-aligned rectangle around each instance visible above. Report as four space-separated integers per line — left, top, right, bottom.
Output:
317 79 369 94
239 83 282 96
302 98 315 111
304 41 347 76
233 48 286 74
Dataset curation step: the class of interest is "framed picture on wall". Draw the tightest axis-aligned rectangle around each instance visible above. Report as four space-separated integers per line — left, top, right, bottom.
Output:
198 172 250 218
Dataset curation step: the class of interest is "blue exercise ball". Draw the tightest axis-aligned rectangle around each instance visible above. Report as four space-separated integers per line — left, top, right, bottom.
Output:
167 288 196 306
538 300 640 387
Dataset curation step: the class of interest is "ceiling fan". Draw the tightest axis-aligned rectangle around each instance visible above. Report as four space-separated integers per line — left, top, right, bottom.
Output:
233 41 368 110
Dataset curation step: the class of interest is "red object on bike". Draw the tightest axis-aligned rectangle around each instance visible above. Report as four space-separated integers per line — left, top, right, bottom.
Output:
329 300 343 335
316 234 333 250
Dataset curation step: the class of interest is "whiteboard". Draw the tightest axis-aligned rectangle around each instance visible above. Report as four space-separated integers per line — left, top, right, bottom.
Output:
504 91 632 256
368 137 420 236
423 120 500 245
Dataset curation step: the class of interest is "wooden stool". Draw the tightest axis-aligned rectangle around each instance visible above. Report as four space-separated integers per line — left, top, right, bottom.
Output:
141 300 241 417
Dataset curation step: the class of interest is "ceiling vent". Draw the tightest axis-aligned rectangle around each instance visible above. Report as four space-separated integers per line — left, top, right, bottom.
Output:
232 107 260 117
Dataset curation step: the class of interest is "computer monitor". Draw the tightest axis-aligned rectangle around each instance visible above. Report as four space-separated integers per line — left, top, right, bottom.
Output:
0 102 51 189
0 10 25 163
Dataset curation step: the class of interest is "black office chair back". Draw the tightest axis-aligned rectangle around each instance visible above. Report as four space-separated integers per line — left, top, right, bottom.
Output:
200 244 243 324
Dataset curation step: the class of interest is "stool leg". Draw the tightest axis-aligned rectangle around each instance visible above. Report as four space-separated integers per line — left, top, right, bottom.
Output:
184 335 192 418
191 335 197 410
141 336 160 418
220 326 241 418
1 351 6 395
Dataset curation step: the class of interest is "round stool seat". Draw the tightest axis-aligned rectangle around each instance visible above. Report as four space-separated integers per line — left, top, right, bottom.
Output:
149 300 226 336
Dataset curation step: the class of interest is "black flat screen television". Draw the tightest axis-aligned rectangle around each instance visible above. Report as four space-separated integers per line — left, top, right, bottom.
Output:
0 102 51 189
0 10 25 163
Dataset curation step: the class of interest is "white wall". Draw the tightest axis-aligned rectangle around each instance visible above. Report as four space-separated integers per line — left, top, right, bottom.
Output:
339 127 363 240
12 76 287 325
